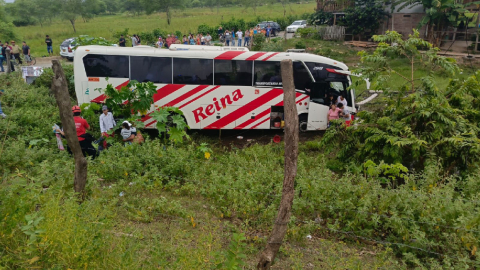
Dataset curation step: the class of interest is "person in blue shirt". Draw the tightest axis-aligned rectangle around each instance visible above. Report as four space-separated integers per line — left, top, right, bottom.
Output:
266 25 272 38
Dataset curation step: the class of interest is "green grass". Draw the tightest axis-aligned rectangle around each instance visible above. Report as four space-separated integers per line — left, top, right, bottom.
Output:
14 3 316 57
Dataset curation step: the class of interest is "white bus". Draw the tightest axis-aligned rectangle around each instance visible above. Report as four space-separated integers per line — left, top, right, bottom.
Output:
74 45 356 131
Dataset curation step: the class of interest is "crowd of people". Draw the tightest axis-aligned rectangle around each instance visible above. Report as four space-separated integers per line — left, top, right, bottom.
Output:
0 40 34 72
327 95 351 127
122 24 278 49
54 105 144 159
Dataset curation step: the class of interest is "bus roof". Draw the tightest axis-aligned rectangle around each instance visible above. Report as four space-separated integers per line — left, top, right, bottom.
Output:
75 45 349 71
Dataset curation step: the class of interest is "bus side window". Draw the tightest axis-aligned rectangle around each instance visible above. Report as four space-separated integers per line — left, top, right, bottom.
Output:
214 60 252 86
293 62 312 91
254 61 282 86
83 54 129 78
173 58 213 85
130 56 172 84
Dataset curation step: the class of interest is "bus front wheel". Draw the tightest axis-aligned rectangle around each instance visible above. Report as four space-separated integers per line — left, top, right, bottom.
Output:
299 114 308 133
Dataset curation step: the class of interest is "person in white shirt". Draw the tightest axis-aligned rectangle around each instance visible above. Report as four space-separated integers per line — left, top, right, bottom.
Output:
96 105 116 149
236 30 243 47
337 95 347 108
205 33 212 45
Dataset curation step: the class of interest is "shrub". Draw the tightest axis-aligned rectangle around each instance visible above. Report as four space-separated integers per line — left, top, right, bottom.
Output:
34 63 76 101
251 33 266 51
295 41 306 49
297 27 317 38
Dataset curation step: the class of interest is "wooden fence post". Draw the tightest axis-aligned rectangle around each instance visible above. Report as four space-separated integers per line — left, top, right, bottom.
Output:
257 59 299 270
51 60 88 195
6 48 11 74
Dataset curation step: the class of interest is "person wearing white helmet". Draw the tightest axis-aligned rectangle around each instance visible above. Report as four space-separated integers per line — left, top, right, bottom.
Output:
120 121 137 145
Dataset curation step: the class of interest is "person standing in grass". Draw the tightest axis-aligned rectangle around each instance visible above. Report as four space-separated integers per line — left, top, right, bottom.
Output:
119 35 126 47
11 41 21 65
45 35 53 56
236 29 243 47
183 35 188 45
21 41 31 65
205 33 212 45
98 105 116 150
0 42 4 72
129 35 137 47
225 30 231 46
2 43 14 72
0 90 6 118
230 29 235 46
244 29 250 47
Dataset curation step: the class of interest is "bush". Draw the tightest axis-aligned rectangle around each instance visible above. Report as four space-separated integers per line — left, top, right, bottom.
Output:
297 27 317 38
198 23 218 40
251 33 266 51
34 64 76 101
295 41 306 49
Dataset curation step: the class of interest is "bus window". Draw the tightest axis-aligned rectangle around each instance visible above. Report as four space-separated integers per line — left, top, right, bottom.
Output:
173 58 213 85
214 60 252 86
254 61 282 86
83 54 129 78
293 62 312 90
130 56 172 84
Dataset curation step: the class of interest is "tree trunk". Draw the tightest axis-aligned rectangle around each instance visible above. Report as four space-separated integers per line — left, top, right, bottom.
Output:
70 19 77 33
6 48 11 74
257 59 299 270
166 7 171 25
51 60 88 195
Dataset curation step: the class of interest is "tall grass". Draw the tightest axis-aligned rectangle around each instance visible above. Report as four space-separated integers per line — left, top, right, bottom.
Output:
15 3 316 56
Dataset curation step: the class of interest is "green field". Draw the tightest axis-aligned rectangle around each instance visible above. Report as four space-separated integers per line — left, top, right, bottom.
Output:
14 3 316 56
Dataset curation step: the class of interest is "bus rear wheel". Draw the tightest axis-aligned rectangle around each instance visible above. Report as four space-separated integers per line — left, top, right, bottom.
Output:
299 114 308 132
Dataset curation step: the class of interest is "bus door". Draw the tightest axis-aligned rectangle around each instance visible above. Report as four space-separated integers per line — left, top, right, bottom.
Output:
307 82 330 130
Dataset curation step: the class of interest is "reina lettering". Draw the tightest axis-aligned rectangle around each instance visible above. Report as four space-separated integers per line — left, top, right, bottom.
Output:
193 89 244 123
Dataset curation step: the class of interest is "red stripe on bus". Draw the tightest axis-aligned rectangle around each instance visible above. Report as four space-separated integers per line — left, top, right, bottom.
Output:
245 52 267 61
250 117 270 129
164 85 210 108
234 93 301 129
178 85 221 109
296 95 309 104
203 89 283 129
214 51 245 60
152 84 186 104
140 84 186 122
262 53 279 61
90 80 130 103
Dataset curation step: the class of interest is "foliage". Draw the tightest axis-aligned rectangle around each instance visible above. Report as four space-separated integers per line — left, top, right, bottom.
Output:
198 23 219 41
322 31 480 173
308 9 333 25
215 233 247 269
150 107 190 144
297 27 317 38
100 80 157 120
251 33 266 51
34 63 75 101
142 0 187 25
137 28 168 45
295 40 306 49
339 0 389 39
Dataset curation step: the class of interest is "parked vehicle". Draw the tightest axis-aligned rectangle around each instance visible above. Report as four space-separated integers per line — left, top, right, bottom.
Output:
60 38 76 60
60 36 116 61
256 21 282 36
74 44 356 132
287 20 307 33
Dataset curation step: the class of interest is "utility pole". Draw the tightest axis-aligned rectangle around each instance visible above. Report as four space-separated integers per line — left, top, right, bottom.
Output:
51 60 88 196
257 59 299 270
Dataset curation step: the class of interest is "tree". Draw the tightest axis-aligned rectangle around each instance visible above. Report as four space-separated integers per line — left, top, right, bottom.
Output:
204 0 226 13
0 0 16 41
60 0 83 33
340 0 389 40
82 0 106 22
393 0 480 46
321 31 480 174
123 0 143 16
143 0 187 25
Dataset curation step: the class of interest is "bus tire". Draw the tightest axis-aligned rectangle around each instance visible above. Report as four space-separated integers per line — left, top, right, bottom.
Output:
299 114 308 133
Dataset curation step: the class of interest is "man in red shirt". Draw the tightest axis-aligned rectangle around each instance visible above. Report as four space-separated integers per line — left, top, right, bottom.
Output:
58 106 98 159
